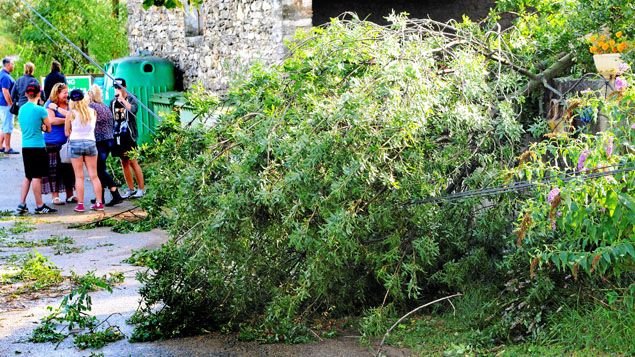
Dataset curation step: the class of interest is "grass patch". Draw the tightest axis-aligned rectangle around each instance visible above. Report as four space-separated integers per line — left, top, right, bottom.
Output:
0 250 63 290
0 235 75 249
543 303 635 355
9 221 35 235
373 293 634 356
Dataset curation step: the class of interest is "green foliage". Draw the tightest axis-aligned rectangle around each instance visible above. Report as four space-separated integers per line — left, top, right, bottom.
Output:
0 0 128 77
127 310 164 342
509 83 635 279
74 216 164 234
0 250 63 290
73 326 125 350
496 0 635 75
30 271 125 348
30 323 66 343
132 15 526 342
122 248 160 268
359 304 397 340
143 0 203 9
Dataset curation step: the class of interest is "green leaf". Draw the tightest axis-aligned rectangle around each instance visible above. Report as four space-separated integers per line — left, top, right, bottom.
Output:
606 190 618 217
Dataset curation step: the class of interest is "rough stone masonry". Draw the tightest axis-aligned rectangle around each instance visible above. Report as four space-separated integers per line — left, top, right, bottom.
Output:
127 0 494 92
127 0 312 91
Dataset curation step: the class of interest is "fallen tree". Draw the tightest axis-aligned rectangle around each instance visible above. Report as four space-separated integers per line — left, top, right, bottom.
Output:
130 12 633 348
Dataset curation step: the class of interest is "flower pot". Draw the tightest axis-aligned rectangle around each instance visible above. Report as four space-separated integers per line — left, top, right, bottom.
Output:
593 53 623 79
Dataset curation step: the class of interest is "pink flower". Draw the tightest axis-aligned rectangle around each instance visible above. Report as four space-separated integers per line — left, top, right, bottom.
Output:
551 220 557 231
577 150 590 171
615 77 628 91
547 188 560 203
617 62 630 75
631 123 635 130
605 136 614 157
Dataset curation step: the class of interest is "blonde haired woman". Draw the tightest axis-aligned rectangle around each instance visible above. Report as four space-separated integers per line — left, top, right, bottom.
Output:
88 85 123 206
44 83 75 205
65 89 103 212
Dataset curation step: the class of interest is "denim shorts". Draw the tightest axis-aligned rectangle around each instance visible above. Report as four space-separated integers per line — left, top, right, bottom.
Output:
0 105 13 134
70 140 98 158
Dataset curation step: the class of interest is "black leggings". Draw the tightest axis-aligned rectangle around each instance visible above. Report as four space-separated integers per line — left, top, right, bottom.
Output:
97 139 117 189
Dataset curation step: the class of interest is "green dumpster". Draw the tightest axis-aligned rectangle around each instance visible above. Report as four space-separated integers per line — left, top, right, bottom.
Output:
174 95 198 126
149 91 200 127
103 56 176 144
151 92 182 118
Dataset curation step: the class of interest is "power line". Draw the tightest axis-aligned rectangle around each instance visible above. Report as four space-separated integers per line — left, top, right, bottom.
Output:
18 0 160 135
408 163 635 205
13 4 92 74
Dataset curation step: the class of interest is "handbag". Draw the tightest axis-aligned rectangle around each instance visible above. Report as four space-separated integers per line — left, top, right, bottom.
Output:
60 141 72 164
9 102 19 115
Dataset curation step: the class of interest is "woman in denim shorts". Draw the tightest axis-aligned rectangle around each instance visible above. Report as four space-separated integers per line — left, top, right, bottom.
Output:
64 89 103 212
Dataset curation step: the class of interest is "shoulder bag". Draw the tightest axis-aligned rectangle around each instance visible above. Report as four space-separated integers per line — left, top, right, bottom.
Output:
60 140 72 164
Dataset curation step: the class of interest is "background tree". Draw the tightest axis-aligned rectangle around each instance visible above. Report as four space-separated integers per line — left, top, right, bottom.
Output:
0 0 128 78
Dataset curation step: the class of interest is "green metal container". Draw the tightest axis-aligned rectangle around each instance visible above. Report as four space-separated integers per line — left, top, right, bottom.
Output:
151 92 182 118
103 56 176 144
149 91 198 127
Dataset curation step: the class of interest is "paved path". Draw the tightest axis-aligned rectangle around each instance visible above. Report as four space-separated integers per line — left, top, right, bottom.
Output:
0 128 400 356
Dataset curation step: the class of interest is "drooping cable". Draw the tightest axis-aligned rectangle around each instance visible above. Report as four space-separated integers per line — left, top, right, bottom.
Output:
18 0 161 135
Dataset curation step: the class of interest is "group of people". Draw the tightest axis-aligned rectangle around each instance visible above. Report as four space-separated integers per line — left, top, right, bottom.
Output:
0 57 146 214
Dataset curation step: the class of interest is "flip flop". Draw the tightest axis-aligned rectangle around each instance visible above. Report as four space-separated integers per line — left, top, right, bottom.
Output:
52 197 65 205
66 196 78 203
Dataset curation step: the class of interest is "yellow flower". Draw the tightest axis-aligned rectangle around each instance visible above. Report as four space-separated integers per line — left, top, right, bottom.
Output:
590 45 598 54
590 35 598 42
602 43 610 51
609 39 616 46
599 35 607 41
616 31 623 38
617 42 628 52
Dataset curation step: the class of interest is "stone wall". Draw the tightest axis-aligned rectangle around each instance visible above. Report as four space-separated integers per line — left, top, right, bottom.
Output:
127 0 312 91
127 0 493 92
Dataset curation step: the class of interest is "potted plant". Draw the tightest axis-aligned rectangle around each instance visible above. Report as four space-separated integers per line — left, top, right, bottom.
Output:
588 32 630 79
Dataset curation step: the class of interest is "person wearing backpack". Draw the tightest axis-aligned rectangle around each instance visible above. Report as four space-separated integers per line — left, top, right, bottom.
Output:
110 78 145 199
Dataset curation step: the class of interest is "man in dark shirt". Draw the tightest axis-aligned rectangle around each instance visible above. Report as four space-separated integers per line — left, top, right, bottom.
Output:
110 78 145 199
42 61 66 102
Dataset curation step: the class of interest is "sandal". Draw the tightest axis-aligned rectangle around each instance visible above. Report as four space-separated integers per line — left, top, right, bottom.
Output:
66 196 78 203
52 197 65 205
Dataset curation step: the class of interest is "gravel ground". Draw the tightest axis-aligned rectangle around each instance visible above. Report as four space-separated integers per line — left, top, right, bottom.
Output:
0 128 406 356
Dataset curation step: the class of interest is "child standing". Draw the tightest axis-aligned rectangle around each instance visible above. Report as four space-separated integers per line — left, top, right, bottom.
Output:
17 84 56 214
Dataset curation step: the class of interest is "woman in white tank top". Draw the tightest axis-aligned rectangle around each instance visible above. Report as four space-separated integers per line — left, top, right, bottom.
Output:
64 89 104 212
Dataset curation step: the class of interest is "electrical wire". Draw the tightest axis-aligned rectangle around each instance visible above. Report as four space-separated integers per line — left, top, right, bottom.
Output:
13 4 93 74
408 163 635 205
18 0 160 135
